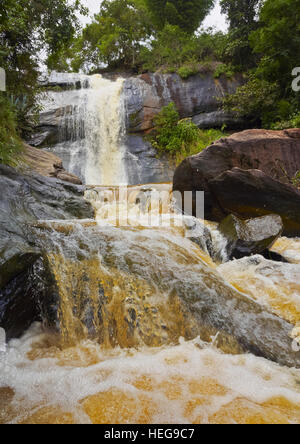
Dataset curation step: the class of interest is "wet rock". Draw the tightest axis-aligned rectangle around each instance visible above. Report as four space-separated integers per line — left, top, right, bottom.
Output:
39 226 300 368
22 144 82 185
209 169 300 237
219 214 283 260
183 217 214 257
0 164 94 338
0 262 41 340
124 135 174 185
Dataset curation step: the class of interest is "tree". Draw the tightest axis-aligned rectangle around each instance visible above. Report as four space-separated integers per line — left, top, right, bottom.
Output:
72 0 152 71
0 0 85 163
139 24 198 72
250 0 300 95
144 0 215 34
0 0 85 127
220 0 262 67
222 76 280 126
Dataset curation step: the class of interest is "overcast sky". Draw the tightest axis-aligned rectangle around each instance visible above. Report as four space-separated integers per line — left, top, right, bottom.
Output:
80 0 228 31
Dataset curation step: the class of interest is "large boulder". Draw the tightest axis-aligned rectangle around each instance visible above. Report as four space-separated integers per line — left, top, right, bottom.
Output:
173 129 300 234
218 214 283 260
210 169 300 237
36 225 300 368
0 164 94 339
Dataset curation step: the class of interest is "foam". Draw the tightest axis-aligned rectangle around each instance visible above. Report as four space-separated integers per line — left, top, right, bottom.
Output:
1 324 300 424
218 255 300 333
272 237 300 264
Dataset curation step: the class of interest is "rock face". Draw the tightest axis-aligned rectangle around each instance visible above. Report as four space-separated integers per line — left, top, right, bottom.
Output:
219 214 283 260
0 164 94 339
22 144 82 184
173 129 300 235
30 71 244 185
124 72 244 133
124 135 174 184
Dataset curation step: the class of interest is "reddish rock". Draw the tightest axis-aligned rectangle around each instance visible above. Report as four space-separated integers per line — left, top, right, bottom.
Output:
209 168 300 237
173 129 300 233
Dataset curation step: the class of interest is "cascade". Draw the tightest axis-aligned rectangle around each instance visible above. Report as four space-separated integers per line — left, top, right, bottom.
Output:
43 74 128 185
0 73 300 424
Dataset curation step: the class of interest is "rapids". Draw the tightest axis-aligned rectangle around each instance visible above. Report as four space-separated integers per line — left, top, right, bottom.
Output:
0 185 299 424
0 75 300 424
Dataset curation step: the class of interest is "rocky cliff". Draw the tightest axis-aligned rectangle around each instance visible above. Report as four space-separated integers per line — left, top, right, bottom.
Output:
0 164 94 339
29 71 243 185
124 72 243 133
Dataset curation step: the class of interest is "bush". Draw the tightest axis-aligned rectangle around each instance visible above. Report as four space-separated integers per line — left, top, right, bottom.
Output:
222 76 279 126
139 25 228 78
0 96 23 166
150 103 226 163
271 112 300 130
177 62 199 79
214 63 235 79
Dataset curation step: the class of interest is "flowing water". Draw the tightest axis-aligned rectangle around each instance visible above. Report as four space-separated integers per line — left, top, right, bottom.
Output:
1 76 300 424
42 74 127 185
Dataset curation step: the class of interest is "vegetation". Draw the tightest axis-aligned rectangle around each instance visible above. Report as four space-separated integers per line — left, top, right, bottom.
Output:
0 96 23 166
0 0 86 164
220 0 262 69
144 0 215 34
150 103 226 164
1 0 300 166
221 0 300 128
70 0 152 71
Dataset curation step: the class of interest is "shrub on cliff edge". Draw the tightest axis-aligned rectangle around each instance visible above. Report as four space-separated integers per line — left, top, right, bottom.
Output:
150 102 226 164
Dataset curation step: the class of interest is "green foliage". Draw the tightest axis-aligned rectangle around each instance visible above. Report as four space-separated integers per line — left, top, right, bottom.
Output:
214 63 235 79
139 25 227 76
0 0 85 140
140 25 197 72
71 0 152 71
221 0 300 128
177 63 200 79
271 113 300 131
0 95 23 166
291 171 300 188
220 0 262 69
150 103 226 163
144 0 215 34
222 76 280 126
250 0 300 95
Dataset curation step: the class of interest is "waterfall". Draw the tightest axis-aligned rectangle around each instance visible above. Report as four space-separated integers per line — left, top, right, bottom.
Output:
85 76 127 186
44 74 128 186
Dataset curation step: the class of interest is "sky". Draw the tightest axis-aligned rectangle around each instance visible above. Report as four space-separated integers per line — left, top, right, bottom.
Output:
80 0 228 31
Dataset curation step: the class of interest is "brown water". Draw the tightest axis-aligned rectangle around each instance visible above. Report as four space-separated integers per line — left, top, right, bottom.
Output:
0 184 299 424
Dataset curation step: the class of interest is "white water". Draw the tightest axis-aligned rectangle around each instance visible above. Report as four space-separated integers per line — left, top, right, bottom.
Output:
85 76 127 185
43 74 128 185
1 324 300 424
1 207 300 423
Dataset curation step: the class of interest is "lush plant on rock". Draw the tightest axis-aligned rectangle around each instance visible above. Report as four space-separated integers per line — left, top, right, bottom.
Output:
150 103 226 163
